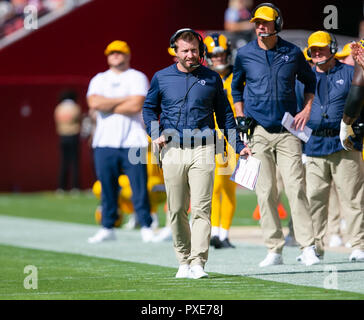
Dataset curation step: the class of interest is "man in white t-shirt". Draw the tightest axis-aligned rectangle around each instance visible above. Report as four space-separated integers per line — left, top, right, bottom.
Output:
86 40 155 243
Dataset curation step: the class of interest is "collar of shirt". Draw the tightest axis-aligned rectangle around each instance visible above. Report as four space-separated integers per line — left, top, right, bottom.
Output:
253 36 290 54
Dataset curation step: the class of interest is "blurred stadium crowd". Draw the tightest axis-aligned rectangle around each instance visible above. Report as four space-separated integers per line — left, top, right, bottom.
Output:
0 0 79 38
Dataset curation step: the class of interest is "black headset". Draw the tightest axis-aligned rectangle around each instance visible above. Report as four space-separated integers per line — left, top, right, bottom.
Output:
306 32 338 58
169 28 205 59
251 2 283 33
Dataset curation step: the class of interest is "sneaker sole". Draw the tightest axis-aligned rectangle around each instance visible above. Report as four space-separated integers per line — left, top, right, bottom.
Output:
259 261 283 267
87 236 116 244
296 256 321 265
350 257 364 262
190 274 208 279
175 273 190 279
300 259 320 266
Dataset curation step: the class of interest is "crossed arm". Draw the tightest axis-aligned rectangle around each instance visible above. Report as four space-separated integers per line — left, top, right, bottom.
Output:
87 94 145 115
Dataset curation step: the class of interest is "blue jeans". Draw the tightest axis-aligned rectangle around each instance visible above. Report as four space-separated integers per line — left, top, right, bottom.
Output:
94 147 152 229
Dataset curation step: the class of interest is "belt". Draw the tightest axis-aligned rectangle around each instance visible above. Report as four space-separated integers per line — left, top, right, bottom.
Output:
266 126 288 134
178 139 213 149
312 129 340 137
166 137 215 149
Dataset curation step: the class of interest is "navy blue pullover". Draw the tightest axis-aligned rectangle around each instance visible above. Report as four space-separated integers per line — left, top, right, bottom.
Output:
231 36 316 132
143 63 245 153
296 61 362 155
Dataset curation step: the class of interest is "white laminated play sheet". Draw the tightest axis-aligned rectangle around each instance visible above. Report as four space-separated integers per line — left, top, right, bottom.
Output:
230 156 261 191
281 112 312 143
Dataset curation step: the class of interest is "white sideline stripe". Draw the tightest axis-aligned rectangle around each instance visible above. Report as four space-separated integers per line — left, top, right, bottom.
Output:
0 215 363 295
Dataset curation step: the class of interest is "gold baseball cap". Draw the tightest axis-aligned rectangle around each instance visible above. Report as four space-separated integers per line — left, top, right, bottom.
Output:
104 40 131 56
307 31 332 49
335 43 352 59
250 6 278 23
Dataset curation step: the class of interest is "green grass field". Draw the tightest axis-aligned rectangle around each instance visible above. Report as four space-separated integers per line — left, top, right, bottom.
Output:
1 244 362 300
0 191 362 301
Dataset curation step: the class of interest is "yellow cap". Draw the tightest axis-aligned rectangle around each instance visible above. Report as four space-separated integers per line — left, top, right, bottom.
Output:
307 31 332 50
303 47 311 61
250 6 278 23
104 40 130 56
167 47 176 56
335 43 352 59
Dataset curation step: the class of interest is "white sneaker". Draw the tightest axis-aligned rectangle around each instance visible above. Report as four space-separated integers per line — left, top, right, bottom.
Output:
88 228 116 244
296 246 320 266
329 234 343 247
349 249 364 262
189 265 208 279
175 264 190 278
152 226 173 242
124 213 138 230
141 227 155 243
259 252 283 267
151 213 159 230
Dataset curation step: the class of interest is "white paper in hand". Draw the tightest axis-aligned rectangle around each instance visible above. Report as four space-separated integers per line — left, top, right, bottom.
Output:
230 156 261 191
281 112 312 143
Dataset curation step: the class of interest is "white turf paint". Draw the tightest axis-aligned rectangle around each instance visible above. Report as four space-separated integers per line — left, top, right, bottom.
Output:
0 215 363 295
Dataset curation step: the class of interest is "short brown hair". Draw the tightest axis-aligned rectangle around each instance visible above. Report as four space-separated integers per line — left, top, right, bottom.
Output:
174 31 199 51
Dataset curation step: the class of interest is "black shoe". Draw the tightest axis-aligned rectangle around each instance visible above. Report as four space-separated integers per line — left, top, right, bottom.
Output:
210 236 223 249
220 238 235 249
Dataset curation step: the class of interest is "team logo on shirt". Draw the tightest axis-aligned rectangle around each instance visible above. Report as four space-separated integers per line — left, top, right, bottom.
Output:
111 82 120 88
336 79 344 85
198 79 206 86
281 55 289 62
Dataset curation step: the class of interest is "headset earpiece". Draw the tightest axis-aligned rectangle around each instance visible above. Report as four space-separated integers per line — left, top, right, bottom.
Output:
329 33 338 54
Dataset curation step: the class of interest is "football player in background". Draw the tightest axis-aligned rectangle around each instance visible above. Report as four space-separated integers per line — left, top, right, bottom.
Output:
204 33 238 249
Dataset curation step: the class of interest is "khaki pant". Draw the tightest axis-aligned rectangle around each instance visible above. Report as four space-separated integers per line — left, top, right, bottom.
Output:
161 144 215 267
327 182 342 236
249 126 316 253
305 150 364 256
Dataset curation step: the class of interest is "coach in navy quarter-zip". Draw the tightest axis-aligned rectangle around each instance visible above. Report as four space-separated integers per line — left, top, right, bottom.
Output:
296 31 364 262
232 36 316 131
143 28 251 279
144 59 243 148
231 3 320 267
